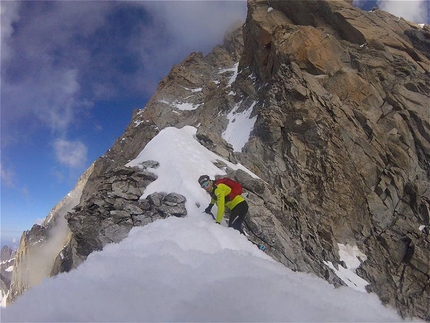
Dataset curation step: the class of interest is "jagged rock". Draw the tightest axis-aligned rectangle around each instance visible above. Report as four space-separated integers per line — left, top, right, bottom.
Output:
7 165 92 304
0 246 16 296
164 193 187 205
149 192 187 218
131 160 160 171
6 225 49 304
155 205 187 218
111 181 143 200
196 128 236 162
104 224 131 243
50 166 188 272
137 199 151 211
147 192 166 207
1 246 14 261
235 169 265 195
122 204 145 215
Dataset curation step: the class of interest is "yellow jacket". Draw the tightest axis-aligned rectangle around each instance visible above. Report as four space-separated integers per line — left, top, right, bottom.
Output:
211 183 245 223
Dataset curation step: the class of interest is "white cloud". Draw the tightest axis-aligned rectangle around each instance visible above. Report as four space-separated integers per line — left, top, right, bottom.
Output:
2 66 85 136
54 139 88 168
131 1 247 82
0 163 15 187
353 0 370 6
44 69 82 131
0 1 20 65
151 1 246 51
0 2 110 138
377 0 428 23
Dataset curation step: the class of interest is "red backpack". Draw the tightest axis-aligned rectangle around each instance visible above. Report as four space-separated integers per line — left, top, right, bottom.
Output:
215 178 243 201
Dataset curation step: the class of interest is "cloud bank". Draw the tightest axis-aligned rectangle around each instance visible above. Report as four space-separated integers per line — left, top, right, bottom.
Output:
354 0 429 23
54 139 88 169
377 0 428 24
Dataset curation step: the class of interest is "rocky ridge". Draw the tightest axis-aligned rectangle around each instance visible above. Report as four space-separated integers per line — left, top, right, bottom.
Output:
51 164 188 276
8 0 429 320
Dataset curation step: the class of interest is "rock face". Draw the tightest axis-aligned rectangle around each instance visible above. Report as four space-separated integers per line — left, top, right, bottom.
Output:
239 1 430 319
0 246 16 303
6 163 94 304
7 225 49 302
8 0 429 320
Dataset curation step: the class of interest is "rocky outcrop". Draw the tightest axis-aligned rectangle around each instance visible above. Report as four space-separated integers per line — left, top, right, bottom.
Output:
6 225 49 303
51 164 187 275
0 246 16 303
8 0 429 320
0 246 15 262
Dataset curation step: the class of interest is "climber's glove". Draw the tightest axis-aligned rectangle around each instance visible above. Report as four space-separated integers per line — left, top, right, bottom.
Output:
204 204 214 214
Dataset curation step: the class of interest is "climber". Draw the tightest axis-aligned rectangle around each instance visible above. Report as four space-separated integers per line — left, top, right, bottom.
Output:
198 175 247 234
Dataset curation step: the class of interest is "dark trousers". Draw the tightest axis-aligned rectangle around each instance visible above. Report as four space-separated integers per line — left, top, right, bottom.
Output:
228 201 248 234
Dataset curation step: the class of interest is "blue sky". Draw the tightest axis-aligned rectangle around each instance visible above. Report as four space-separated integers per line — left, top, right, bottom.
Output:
1 0 428 247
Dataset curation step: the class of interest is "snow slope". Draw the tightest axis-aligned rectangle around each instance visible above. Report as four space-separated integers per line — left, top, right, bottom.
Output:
2 126 407 322
126 126 258 215
222 100 257 152
2 216 404 322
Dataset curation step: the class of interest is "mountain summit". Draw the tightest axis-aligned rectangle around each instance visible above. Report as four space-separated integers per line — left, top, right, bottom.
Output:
6 0 429 320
